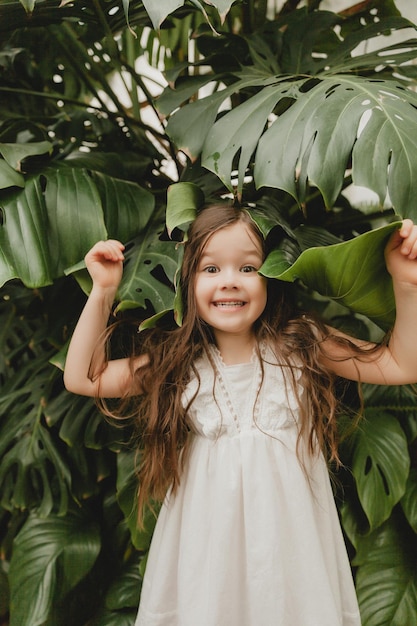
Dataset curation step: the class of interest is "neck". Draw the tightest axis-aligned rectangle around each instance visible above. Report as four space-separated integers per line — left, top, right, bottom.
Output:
213 331 256 365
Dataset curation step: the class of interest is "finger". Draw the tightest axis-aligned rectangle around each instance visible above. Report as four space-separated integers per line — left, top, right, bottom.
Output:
399 218 414 238
403 237 417 260
87 240 125 262
106 239 125 251
103 240 125 260
399 223 417 258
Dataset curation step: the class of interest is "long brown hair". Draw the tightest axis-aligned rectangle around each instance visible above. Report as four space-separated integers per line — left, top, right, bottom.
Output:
97 203 373 523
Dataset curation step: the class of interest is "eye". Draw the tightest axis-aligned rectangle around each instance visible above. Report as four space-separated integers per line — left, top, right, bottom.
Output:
203 265 219 273
240 265 258 273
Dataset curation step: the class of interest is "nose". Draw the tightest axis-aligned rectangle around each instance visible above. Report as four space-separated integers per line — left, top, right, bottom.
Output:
220 268 240 289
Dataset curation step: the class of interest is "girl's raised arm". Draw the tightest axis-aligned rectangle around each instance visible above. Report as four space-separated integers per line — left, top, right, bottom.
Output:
63 240 146 398
322 219 417 385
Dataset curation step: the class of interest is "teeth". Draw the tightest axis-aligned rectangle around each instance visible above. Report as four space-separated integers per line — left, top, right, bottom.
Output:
215 301 244 307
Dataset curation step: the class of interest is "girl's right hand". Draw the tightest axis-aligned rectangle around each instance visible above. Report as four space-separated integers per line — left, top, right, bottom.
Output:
85 239 125 290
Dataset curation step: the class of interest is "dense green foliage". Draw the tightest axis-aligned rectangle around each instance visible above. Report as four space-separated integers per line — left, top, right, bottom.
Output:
0 0 416 623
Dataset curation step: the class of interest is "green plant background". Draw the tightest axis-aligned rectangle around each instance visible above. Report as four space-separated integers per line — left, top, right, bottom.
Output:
0 0 416 624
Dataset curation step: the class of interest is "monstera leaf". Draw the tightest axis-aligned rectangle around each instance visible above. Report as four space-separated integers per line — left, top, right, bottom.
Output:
0 164 155 289
102 558 142 613
260 221 402 329
116 450 158 551
401 469 417 534
351 408 409 530
0 358 73 517
0 140 51 173
254 76 417 213
141 0 235 29
160 13 417 218
166 182 203 236
353 514 417 625
200 73 417 217
115 226 178 314
9 512 101 626
137 182 204 328
0 169 106 288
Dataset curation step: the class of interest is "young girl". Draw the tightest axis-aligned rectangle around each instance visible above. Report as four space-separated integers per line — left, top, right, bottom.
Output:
64 205 417 626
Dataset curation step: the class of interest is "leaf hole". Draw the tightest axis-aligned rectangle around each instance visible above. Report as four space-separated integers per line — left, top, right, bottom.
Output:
39 174 47 191
0 207 3 226
299 78 321 93
274 96 296 116
377 464 390 496
324 84 341 98
143 259 152 265
364 455 373 475
151 264 173 289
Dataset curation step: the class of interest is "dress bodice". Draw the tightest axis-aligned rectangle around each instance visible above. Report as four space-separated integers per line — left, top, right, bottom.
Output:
182 344 303 439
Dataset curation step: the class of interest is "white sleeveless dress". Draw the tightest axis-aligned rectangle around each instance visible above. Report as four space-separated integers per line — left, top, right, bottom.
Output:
135 345 361 626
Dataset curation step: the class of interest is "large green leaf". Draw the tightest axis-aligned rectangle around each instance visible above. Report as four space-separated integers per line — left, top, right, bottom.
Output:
199 71 417 213
140 0 235 29
353 515 417 626
63 200 178 318
166 182 203 236
157 75 217 117
0 165 157 289
93 609 139 626
0 416 72 516
164 181 205 324
9 512 101 626
116 450 157 551
0 178 53 286
260 221 401 329
0 159 24 188
93 172 155 242
159 12 417 214
116 222 178 314
302 14 417 75
44 166 107 271
255 75 417 215
401 468 417 534
202 79 289 190
163 72 275 162
351 409 409 530
45 389 117 450
326 30 417 75
142 0 183 29
104 558 141 611
0 169 107 288
362 382 417 443
166 87 238 161
0 140 52 169
0 350 75 516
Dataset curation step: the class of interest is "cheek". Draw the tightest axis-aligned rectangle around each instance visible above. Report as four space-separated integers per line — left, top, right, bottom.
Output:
193 277 206 315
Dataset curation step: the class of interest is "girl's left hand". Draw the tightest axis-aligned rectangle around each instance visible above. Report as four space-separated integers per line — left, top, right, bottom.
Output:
385 219 417 286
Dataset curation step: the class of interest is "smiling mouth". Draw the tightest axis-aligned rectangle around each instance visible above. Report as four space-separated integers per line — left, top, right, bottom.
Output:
214 301 245 307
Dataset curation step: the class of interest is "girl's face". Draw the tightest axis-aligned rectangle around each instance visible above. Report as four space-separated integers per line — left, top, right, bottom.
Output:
194 221 267 343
